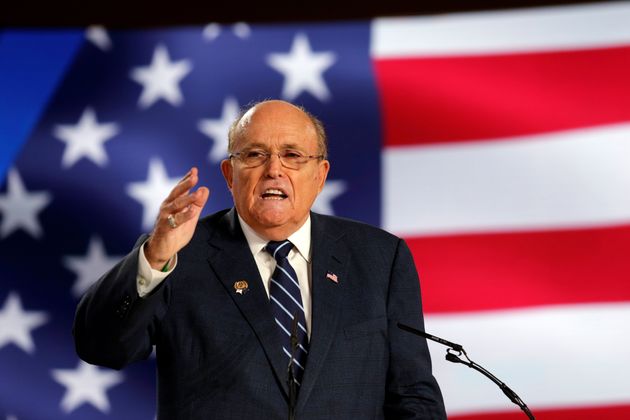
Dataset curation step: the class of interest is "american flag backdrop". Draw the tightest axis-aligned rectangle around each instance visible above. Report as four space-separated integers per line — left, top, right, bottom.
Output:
1 2 630 419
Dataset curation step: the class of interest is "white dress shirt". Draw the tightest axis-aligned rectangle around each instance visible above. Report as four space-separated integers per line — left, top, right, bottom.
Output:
136 215 313 336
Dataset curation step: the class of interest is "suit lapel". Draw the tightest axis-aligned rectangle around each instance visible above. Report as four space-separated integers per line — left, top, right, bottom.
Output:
297 213 348 410
205 209 290 396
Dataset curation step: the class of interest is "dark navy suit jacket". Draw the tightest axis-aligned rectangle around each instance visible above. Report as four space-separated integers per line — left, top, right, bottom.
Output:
73 209 446 419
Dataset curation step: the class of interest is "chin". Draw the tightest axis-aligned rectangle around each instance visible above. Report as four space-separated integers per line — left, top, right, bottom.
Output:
250 209 291 228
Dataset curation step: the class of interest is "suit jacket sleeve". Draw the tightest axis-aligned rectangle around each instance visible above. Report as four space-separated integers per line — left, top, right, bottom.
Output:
73 234 169 370
383 238 447 419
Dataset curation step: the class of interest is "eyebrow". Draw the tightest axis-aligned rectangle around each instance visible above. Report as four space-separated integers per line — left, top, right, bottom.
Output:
243 142 307 151
242 142 267 149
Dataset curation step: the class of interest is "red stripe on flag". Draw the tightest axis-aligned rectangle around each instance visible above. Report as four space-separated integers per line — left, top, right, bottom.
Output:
450 404 630 420
406 224 630 313
375 46 630 146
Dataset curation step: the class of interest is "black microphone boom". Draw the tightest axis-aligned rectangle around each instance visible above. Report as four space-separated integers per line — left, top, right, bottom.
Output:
397 322 535 420
397 322 463 352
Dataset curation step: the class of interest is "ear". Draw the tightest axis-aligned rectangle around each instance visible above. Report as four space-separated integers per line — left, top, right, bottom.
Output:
316 159 330 193
220 159 234 190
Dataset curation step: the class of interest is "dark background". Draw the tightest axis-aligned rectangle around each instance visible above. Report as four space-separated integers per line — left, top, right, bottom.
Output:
3 0 602 27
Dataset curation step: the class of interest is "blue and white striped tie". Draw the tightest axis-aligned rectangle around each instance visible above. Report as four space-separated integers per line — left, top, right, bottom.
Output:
266 240 308 386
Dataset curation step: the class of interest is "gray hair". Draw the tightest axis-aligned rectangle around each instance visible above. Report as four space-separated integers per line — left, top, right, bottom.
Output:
227 100 328 159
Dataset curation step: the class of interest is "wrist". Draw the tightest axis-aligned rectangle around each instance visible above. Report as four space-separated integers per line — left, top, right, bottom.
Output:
145 238 172 270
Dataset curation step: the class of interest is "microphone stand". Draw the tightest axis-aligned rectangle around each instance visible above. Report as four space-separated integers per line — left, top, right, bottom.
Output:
287 314 299 420
398 323 535 420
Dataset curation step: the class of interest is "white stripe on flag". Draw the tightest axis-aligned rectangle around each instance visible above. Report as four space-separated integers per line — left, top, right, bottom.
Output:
425 302 630 415
383 123 630 236
372 2 630 58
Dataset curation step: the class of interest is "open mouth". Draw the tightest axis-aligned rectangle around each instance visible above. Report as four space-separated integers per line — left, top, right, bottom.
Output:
261 188 288 200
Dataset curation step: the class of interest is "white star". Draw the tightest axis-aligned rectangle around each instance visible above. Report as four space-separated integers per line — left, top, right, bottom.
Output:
312 180 347 215
51 360 124 414
127 158 181 230
232 22 251 39
130 44 192 109
85 25 112 51
0 169 51 239
267 33 336 102
53 108 119 168
203 23 221 41
64 236 123 298
198 96 240 163
0 292 49 354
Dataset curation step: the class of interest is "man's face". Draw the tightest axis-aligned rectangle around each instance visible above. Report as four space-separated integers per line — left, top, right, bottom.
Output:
221 101 329 240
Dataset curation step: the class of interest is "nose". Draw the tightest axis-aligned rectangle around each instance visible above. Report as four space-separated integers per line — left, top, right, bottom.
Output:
264 153 284 177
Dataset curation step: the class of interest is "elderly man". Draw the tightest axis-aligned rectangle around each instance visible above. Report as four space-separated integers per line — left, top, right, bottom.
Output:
73 100 446 419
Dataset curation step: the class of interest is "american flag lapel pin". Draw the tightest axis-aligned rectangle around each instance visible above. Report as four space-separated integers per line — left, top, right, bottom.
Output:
326 271 338 284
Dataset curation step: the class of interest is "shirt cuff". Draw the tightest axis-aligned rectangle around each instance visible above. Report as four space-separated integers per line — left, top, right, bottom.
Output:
137 240 177 298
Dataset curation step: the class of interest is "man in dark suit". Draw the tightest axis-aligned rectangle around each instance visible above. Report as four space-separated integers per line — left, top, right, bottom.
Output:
73 100 446 419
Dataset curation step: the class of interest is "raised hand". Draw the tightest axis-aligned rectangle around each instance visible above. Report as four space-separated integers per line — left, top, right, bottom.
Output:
144 167 210 270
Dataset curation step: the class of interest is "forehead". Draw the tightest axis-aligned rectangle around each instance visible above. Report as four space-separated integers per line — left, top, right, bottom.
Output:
233 102 318 150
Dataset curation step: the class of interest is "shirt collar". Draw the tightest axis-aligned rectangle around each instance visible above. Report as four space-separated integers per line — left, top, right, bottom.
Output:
237 214 312 263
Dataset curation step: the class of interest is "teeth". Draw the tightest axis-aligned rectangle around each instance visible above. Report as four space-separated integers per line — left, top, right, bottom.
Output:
262 188 287 200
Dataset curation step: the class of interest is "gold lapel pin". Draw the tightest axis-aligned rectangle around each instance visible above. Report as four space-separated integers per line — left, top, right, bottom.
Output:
234 280 249 295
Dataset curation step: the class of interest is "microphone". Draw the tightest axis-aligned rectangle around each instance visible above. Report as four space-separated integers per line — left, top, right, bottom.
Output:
287 313 299 420
397 322 463 352
397 322 535 420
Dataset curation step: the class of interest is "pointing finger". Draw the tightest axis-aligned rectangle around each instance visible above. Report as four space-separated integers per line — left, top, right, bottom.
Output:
165 187 208 214
165 167 198 202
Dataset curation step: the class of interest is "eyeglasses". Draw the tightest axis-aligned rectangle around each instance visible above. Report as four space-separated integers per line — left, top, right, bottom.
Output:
229 149 324 169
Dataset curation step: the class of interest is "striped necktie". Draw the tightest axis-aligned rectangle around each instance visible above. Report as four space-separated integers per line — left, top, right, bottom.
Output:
265 240 309 386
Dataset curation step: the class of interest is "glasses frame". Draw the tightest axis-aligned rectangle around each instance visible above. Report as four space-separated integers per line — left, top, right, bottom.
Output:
229 149 324 169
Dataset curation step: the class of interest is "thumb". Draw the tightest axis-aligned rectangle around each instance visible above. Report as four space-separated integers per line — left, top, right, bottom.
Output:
193 187 210 209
